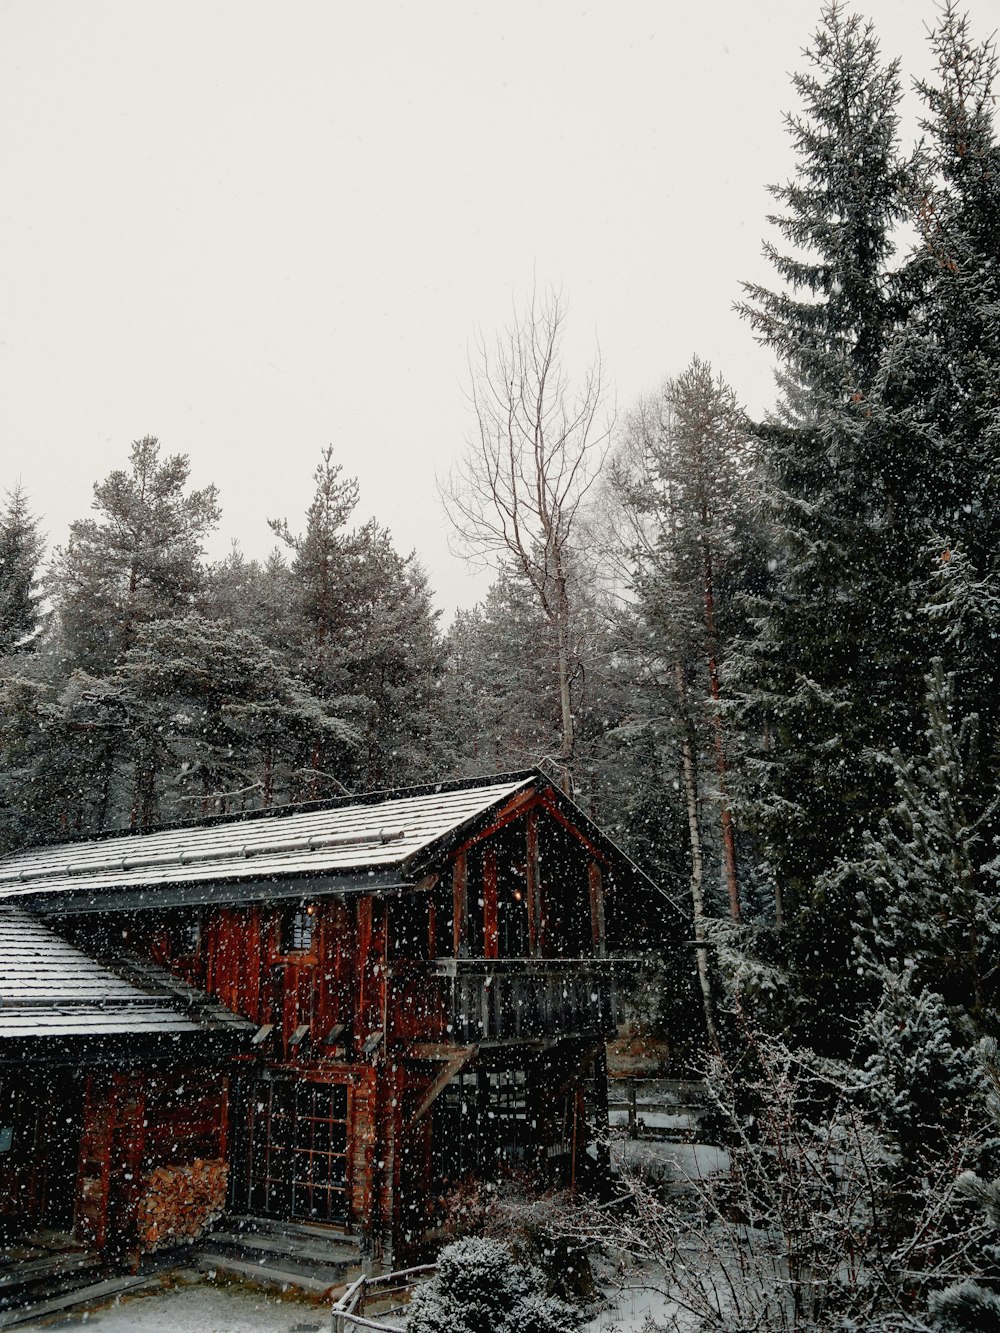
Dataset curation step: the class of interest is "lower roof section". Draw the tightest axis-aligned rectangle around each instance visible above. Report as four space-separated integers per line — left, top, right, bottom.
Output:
0 907 253 1047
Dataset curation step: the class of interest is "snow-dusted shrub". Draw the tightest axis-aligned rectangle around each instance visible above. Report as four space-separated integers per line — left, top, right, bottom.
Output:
406 1236 581 1333
438 1174 596 1303
570 1021 992 1332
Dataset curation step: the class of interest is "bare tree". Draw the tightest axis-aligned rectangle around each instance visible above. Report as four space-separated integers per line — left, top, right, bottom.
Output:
442 289 612 794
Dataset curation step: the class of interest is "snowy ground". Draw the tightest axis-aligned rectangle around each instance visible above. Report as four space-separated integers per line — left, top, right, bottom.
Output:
612 1138 729 1188
583 1265 688 1332
25 1140 719 1332
21 1274 329 1332
25 1271 687 1333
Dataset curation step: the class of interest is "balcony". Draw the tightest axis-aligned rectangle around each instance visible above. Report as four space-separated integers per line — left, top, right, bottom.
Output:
415 957 627 1046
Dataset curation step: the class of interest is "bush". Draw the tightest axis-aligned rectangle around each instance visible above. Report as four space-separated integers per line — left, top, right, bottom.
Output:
407 1236 582 1333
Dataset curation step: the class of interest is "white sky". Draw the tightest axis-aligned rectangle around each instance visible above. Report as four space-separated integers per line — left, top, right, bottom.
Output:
1 0 995 619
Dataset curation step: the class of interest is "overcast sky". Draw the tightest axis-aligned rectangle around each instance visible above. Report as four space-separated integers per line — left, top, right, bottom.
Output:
1 0 996 619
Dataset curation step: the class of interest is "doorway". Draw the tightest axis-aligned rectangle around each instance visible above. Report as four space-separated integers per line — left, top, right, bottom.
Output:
246 1079 348 1225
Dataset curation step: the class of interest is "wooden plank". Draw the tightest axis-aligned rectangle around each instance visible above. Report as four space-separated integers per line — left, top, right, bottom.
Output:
588 861 606 959
525 814 540 958
452 852 468 959
483 846 498 960
537 792 611 865
406 1047 478 1130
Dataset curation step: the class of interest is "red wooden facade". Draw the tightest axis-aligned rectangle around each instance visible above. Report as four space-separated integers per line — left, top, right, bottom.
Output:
0 773 657 1269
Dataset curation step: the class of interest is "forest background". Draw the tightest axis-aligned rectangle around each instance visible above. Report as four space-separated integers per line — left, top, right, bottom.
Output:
2 3 1000 1326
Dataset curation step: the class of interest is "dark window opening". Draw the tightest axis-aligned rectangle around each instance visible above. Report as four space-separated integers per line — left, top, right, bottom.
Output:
432 1069 531 1182
172 917 201 956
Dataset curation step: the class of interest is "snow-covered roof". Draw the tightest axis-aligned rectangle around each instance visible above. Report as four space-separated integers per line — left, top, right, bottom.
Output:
0 774 535 908
0 907 251 1041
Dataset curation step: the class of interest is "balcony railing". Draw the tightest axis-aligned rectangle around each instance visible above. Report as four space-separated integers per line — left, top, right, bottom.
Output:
428 957 626 1044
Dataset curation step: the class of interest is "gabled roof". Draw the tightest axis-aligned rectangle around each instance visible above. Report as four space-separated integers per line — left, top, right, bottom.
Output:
0 907 253 1044
0 770 665 916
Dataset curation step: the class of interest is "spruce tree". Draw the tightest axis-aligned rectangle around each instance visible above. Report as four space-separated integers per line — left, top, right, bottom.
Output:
883 4 1000 785
852 661 1000 1037
0 484 45 655
730 3 914 1047
271 447 445 793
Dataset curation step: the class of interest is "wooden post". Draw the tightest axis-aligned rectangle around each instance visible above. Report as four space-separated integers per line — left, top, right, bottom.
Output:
627 1077 638 1140
357 897 374 1031
593 1044 611 1174
525 813 540 958
588 861 606 959
483 846 498 959
452 852 468 958
379 1059 398 1271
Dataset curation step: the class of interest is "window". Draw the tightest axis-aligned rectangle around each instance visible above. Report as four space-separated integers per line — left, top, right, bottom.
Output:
282 903 316 953
171 917 201 956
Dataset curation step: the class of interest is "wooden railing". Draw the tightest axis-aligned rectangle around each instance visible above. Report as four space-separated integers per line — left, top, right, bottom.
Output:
426 957 624 1044
331 1264 435 1332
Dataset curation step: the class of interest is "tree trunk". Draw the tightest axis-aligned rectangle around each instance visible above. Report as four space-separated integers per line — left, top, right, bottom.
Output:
700 528 741 923
556 611 575 796
676 662 720 1053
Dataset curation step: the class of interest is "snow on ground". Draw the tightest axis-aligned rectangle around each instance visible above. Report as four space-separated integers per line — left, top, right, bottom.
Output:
611 1138 730 1188
607 1111 697 1133
584 1264 693 1332
22 1262 696 1333
23 1274 329 1332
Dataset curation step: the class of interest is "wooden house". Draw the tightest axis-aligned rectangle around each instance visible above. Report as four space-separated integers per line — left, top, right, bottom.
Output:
0 771 661 1280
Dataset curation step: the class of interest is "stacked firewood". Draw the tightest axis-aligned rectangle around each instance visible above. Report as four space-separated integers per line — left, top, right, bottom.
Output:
135 1158 229 1252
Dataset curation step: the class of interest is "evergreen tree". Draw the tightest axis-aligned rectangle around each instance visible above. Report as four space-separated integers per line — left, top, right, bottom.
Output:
852 661 1000 1038
443 567 562 777
729 4 915 1048
609 360 764 1047
200 542 298 651
271 447 445 793
881 5 1000 794
738 1 908 397
441 559 631 820
116 614 358 824
0 483 45 655
929 1050 1000 1330
51 436 220 674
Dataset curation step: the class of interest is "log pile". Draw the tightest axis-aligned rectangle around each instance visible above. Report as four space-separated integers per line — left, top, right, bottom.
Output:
135 1157 229 1252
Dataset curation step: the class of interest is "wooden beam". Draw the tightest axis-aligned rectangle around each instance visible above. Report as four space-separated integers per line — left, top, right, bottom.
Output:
525 812 540 958
589 861 606 959
406 1046 478 1130
407 1042 470 1060
452 852 468 959
538 792 611 865
483 846 498 960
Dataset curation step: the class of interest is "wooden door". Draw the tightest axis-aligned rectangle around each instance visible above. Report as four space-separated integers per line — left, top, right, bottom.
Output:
247 1080 348 1225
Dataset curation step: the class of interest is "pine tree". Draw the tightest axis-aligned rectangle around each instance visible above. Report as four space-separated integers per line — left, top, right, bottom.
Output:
851 660 1000 1037
610 360 764 1047
738 2 909 397
51 436 220 674
882 5 1000 788
0 483 45 655
116 614 358 823
729 4 916 1048
271 447 445 794
443 567 564 777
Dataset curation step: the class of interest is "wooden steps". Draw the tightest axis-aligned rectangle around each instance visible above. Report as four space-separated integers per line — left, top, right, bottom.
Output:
196 1215 363 1293
0 1275 154 1329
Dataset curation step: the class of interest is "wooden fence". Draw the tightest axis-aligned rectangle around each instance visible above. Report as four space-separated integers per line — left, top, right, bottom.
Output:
330 1263 435 1333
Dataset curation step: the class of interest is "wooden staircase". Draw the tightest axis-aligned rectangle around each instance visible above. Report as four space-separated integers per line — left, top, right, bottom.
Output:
0 1231 152 1329
196 1215 364 1293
